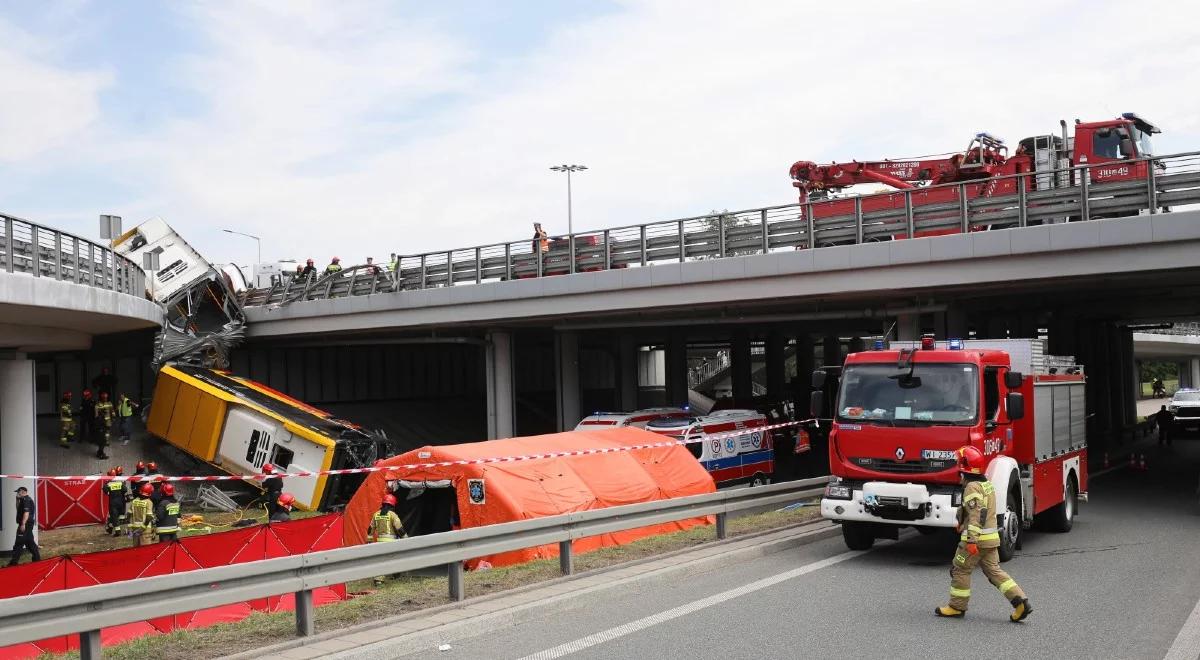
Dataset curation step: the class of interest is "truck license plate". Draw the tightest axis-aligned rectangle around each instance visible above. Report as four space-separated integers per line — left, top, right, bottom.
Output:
921 449 957 461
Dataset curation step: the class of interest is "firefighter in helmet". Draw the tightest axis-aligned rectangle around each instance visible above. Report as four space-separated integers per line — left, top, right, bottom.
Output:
104 468 128 536
270 493 295 523
154 483 181 543
59 391 75 447
369 493 406 586
936 445 1031 622
128 483 156 547
94 391 114 460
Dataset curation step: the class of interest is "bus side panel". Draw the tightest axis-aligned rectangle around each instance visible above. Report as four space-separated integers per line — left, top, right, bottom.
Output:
146 375 180 438
166 382 202 450
189 396 226 461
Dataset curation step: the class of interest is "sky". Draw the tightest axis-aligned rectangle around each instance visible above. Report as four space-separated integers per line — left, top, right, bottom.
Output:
1 0 1198 270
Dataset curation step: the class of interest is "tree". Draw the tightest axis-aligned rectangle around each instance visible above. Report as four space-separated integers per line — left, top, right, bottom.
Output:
696 209 759 260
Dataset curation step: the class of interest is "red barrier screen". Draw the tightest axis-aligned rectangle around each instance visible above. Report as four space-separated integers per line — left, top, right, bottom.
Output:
0 514 347 659
36 478 107 530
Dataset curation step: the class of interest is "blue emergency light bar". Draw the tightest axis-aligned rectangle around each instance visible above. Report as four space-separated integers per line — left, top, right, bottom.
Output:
873 340 885 350
948 338 964 350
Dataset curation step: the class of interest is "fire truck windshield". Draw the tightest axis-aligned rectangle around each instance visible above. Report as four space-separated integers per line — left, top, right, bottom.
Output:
837 363 979 426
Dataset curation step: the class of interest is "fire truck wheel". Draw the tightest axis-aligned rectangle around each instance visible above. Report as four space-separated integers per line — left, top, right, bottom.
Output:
841 522 875 551
998 485 1022 562
1043 477 1077 533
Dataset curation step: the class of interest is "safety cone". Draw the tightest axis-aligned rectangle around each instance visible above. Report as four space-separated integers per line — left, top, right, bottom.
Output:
1129 453 1137 469
1139 454 1147 471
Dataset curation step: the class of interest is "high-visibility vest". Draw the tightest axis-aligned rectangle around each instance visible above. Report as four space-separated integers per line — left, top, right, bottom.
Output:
96 401 114 423
128 497 153 529
106 480 125 500
118 399 134 418
155 500 181 534
369 511 403 542
60 403 73 421
326 264 342 274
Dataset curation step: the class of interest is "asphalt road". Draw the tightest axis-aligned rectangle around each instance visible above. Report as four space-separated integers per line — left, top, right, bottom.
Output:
392 441 1200 660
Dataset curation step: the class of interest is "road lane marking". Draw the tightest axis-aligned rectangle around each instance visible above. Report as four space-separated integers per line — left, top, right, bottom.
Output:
1164 593 1200 660
517 549 867 660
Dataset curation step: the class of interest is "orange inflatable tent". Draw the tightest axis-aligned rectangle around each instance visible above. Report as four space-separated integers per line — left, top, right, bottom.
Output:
342 428 716 567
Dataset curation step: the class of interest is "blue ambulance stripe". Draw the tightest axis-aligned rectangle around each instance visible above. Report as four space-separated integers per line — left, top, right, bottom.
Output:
701 449 775 471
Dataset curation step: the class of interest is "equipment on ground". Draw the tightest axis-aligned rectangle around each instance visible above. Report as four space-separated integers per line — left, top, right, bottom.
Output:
196 484 240 513
815 337 1087 561
789 113 1163 239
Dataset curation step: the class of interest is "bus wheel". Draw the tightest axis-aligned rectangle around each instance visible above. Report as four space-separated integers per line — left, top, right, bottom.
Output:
749 473 768 487
841 522 875 551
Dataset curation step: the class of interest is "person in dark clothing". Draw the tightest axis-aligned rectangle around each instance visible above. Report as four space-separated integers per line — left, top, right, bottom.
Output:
300 258 317 279
270 493 295 523
154 484 181 543
1153 405 1174 446
7 487 40 565
104 468 128 536
262 464 284 517
80 389 97 444
92 367 117 400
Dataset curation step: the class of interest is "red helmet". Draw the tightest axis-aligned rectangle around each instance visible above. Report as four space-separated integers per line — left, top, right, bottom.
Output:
306 258 314 265
162 483 176 497
958 446 986 475
262 463 275 474
99 391 109 401
63 391 73 399
332 256 340 262
382 494 398 507
139 483 154 496
83 389 92 398
107 468 117 477
136 461 146 470
277 492 296 508
148 462 158 471
115 466 124 475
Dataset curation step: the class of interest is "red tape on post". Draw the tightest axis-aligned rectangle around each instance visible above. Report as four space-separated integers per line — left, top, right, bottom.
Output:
3 420 809 482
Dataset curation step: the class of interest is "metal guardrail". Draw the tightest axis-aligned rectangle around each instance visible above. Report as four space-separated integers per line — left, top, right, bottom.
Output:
243 152 1200 307
0 214 146 296
1137 322 1200 336
0 477 828 658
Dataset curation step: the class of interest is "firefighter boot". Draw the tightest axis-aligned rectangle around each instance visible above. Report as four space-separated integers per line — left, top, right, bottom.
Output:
1010 597 1031 622
935 606 965 618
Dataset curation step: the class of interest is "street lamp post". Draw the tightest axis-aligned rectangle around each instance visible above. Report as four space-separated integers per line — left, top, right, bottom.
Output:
550 164 587 273
222 229 262 285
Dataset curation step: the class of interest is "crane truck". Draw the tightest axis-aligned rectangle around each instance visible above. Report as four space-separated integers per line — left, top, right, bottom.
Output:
813 337 1086 561
789 113 1161 239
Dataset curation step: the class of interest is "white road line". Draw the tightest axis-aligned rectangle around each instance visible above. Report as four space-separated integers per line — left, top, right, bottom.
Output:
517 549 867 660
1164 593 1200 660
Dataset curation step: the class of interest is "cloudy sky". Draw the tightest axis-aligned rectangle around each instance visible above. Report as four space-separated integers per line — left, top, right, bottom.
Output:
1 1 1197 269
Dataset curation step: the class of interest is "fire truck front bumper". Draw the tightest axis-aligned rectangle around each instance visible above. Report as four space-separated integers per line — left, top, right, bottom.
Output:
821 479 960 527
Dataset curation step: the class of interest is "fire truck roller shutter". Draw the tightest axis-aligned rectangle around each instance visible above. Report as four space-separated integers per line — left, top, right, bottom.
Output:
984 454 1022 562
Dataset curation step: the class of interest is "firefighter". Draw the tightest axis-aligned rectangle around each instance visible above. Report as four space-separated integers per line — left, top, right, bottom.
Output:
94 392 114 460
300 258 317 278
58 391 75 448
128 483 155 546
104 468 128 536
270 493 295 523
936 446 1031 622
369 494 406 586
325 257 342 274
116 393 138 445
154 483 181 543
262 463 284 517
128 461 147 500
80 389 96 444
146 462 163 507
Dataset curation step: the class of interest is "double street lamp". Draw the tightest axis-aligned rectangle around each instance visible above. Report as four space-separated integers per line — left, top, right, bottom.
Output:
222 229 262 267
549 164 587 238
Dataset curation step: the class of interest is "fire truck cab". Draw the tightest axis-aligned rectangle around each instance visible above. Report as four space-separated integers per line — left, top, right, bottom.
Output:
816 337 1086 561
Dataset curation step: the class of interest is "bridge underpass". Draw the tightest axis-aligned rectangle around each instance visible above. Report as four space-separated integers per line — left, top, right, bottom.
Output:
231 210 1200 463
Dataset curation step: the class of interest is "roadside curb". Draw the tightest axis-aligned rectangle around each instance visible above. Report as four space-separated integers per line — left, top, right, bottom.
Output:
222 519 837 660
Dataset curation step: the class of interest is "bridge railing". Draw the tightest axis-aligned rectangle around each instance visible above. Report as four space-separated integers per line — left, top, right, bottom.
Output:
245 151 1200 307
0 477 829 658
0 214 146 297
1137 322 1200 336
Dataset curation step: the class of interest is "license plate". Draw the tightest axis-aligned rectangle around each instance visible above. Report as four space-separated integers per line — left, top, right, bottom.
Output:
921 449 957 461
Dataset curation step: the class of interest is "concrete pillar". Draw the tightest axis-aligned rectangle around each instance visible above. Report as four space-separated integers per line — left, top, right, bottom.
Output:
1191 358 1200 390
555 332 580 431
485 331 515 439
665 334 688 408
794 332 815 412
765 331 786 401
0 357 37 552
896 314 920 341
1120 329 1136 428
731 330 753 401
618 335 638 411
822 334 842 367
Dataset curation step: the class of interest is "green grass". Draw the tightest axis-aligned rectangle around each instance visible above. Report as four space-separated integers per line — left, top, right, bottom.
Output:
1140 379 1179 397
37 503 821 660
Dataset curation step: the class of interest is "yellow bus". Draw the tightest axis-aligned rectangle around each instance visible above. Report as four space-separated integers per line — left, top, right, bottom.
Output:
146 364 387 510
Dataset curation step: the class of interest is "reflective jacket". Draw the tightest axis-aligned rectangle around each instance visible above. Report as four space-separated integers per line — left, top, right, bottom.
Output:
957 479 1001 548
369 509 405 542
105 479 126 502
118 398 135 418
60 402 73 421
154 498 181 534
128 497 154 529
95 401 114 424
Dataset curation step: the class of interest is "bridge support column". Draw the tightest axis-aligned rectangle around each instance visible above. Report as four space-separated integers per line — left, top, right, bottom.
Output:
0 356 37 554
794 332 815 403
1190 358 1200 390
1119 329 1136 429
555 332 580 431
665 334 688 408
895 314 920 341
485 331 515 439
766 331 786 401
732 330 753 401
618 335 638 411
822 334 842 368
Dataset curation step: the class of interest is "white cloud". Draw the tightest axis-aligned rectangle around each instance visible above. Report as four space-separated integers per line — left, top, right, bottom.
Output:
0 19 111 162
4 1 1200 268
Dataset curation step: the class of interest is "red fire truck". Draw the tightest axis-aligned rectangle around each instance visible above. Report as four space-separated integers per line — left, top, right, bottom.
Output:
814 337 1086 561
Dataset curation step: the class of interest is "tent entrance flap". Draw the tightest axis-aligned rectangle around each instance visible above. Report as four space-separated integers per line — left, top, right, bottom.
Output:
396 484 458 537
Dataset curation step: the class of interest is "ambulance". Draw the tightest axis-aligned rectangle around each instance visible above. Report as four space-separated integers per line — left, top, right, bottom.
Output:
645 409 775 486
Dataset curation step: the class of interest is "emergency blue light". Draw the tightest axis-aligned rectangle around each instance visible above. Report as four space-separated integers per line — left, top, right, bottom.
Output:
873 340 885 350
948 338 964 350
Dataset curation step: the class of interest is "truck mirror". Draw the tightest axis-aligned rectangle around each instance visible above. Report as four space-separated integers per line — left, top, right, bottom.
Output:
1120 137 1135 158
1006 392 1025 421
809 391 825 418
1004 371 1024 389
811 370 826 389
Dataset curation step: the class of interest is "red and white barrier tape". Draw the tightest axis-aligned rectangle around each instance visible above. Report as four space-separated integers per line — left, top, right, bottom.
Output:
2 420 809 482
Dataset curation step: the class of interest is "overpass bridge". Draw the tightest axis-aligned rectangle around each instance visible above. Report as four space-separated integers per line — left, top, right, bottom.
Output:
231 152 1200 450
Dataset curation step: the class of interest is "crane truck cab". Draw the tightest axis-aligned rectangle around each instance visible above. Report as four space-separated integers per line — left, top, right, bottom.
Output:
814 337 1086 561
